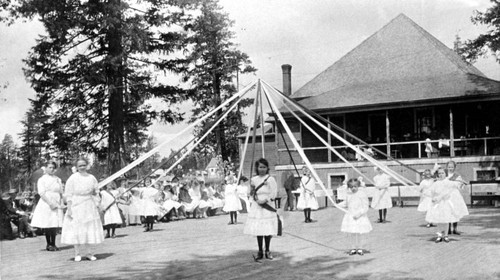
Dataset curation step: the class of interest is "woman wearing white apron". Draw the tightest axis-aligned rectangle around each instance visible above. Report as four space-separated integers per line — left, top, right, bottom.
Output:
296 167 319 223
371 166 392 223
31 161 64 251
61 158 104 262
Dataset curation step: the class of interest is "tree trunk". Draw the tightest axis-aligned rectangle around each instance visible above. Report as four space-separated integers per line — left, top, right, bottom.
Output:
213 71 227 160
106 0 125 174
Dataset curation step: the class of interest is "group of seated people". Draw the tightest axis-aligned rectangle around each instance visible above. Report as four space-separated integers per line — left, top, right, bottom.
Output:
1 189 40 240
108 176 250 230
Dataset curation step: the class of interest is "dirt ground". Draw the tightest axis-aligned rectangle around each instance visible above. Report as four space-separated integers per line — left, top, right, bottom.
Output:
1 206 500 280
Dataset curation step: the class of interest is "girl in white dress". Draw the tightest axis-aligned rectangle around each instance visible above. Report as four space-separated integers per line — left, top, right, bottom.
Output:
141 183 160 232
371 166 392 223
417 169 435 227
296 167 319 223
127 188 143 225
425 167 461 243
222 174 242 224
31 161 64 251
446 161 469 235
61 158 104 262
339 178 372 256
244 158 279 261
99 182 123 239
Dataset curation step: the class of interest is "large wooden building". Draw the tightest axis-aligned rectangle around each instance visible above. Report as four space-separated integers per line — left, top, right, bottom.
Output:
240 14 500 203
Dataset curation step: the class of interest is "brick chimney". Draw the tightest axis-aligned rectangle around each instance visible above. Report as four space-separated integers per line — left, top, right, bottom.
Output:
281 64 292 96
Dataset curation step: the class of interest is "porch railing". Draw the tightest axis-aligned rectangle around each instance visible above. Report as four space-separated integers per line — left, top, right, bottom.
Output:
278 136 500 162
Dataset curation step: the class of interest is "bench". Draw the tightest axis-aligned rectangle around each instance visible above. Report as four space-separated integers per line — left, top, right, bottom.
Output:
469 180 500 207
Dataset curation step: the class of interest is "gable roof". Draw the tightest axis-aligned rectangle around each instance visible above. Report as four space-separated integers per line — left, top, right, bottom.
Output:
291 14 500 109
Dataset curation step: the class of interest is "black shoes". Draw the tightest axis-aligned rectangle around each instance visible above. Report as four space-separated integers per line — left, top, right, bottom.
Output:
254 251 264 261
265 251 273 260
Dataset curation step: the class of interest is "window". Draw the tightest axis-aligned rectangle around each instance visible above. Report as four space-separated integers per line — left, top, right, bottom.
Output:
328 174 347 190
473 168 498 181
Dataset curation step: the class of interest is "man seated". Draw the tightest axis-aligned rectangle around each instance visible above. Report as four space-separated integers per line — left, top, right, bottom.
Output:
3 189 36 239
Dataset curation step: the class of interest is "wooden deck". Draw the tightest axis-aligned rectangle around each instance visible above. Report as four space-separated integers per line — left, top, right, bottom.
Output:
1 206 500 280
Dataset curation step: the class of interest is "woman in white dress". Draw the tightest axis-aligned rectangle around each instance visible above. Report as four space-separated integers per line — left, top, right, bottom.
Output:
339 178 372 256
31 161 64 251
446 160 469 235
371 166 392 223
141 182 160 232
223 174 242 224
425 167 461 243
417 169 435 227
296 167 319 223
244 158 279 261
61 158 104 262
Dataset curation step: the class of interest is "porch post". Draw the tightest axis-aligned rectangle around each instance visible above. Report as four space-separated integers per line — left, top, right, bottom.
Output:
386 110 390 159
450 108 455 157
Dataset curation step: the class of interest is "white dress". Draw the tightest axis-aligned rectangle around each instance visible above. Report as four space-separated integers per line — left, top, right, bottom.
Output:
243 175 278 236
425 179 461 224
31 174 64 228
141 187 160 216
162 191 182 212
417 179 434 212
128 193 144 216
371 173 393 209
447 173 469 219
296 176 319 210
340 190 372 234
222 184 242 212
61 172 104 245
100 190 123 226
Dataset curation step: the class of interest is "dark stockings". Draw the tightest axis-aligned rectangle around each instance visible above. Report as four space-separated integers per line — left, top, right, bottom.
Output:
303 208 312 222
229 211 238 223
449 222 458 233
378 209 387 222
257 236 263 252
264 235 272 252
145 216 155 230
106 225 116 236
45 228 57 246
256 235 272 252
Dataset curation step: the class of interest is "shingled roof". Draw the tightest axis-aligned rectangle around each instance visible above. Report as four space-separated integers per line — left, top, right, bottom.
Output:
291 14 500 110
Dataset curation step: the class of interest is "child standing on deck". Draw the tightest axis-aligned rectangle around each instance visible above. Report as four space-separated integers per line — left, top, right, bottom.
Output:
339 178 372 256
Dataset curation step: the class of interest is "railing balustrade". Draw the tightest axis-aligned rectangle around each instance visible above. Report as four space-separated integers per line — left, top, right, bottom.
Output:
277 136 500 162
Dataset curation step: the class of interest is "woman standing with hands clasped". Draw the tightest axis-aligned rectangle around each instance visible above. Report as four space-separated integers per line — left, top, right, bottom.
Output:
31 161 65 251
244 158 279 261
296 166 319 223
61 158 104 262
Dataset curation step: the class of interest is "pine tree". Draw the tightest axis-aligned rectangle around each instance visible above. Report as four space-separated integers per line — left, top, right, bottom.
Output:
181 0 256 161
1 0 198 173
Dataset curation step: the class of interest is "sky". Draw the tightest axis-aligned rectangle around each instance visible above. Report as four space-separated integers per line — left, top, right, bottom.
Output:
0 0 499 155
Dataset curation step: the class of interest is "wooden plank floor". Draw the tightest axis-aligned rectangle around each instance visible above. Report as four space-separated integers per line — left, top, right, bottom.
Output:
1 206 500 280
